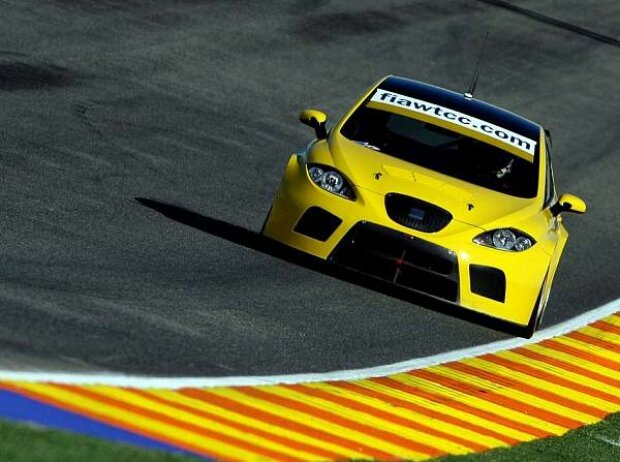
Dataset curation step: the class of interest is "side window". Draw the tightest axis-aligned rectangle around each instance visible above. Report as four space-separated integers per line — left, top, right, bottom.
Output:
544 136 556 208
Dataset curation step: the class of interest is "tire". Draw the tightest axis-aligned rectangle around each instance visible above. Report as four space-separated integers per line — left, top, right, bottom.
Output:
260 206 273 235
523 287 546 339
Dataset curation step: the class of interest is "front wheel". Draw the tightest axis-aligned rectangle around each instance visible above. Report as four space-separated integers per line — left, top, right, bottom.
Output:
522 287 547 339
260 206 273 235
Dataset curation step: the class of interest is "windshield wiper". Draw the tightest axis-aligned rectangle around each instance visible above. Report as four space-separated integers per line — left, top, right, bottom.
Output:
353 140 382 151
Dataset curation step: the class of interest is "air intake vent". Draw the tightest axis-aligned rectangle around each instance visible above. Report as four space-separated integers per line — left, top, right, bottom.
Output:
294 207 342 241
385 194 452 233
330 222 459 302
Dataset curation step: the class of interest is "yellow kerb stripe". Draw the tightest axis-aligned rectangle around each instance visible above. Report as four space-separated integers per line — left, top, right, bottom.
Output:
390 373 567 435
430 366 596 425
206 387 429 460
273 383 472 455
13 383 257 461
352 378 534 442
463 357 619 413
304 381 501 449
498 351 620 396
580 326 620 344
525 344 620 380
144 389 365 460
604 315 620 327
552 336 620 363
91 386 320 462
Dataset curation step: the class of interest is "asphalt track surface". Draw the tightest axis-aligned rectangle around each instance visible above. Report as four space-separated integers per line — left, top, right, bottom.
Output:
1 0 619 377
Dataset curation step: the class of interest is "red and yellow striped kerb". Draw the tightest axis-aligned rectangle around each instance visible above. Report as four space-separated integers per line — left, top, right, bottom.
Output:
2 314 620 461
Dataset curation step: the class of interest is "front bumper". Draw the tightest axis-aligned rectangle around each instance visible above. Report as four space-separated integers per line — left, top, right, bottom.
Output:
262 154 550 326
331 222 460 303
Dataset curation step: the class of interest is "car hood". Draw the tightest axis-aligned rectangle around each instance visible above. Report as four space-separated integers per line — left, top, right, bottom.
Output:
314 135 539 230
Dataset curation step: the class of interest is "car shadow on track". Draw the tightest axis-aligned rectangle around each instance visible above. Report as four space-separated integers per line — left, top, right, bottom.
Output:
135 197 527 338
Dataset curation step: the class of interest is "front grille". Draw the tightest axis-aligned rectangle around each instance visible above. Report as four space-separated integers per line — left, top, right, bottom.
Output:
385 193 452 233
330 222 459 302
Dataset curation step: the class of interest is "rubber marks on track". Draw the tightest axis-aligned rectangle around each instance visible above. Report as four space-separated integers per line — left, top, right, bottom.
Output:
1 313 620 461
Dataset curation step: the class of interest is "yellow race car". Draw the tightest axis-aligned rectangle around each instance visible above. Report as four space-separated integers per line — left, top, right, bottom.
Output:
262 75 586 337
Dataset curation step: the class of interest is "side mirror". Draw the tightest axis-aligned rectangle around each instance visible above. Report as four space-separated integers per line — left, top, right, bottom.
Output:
299 109 328 140
551 193 587 216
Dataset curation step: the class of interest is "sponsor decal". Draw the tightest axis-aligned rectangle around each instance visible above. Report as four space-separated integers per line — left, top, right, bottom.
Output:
370 89 537 157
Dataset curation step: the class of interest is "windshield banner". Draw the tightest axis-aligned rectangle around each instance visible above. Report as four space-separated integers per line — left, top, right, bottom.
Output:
370 89 537 158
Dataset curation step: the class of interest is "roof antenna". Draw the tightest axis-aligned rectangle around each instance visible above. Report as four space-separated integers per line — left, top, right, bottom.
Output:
464 30 489 100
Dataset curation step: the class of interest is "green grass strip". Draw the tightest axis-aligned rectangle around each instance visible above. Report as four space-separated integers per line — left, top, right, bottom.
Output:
2 413 620 461
436 412 620 462
0 419 199 462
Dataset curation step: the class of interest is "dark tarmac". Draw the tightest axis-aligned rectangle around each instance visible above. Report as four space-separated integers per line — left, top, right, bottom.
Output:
1 0 619 376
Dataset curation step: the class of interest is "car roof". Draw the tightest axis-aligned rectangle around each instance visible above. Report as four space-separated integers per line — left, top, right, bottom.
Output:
379 76 542 142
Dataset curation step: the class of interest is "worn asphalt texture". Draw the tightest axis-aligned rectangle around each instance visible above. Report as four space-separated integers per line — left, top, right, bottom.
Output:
1 0 619 376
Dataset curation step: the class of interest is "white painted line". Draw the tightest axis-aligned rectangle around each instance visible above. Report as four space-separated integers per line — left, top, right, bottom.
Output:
593 435 620 448
1 298 618 389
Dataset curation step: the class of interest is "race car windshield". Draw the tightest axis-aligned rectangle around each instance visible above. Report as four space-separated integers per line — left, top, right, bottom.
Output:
341 106 539 198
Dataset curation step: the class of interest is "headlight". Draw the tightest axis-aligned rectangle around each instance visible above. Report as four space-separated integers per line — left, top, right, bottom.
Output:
473 229 535 252
307 164 355 200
